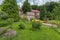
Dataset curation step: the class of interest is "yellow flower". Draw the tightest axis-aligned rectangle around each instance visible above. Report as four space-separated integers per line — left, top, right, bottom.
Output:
32 20 35 22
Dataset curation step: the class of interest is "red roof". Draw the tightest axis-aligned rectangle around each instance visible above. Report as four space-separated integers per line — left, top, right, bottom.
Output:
32 10 40 13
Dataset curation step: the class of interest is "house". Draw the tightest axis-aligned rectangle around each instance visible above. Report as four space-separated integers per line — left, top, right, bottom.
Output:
26 10 40 21
18 6 40 20
19 10 40 21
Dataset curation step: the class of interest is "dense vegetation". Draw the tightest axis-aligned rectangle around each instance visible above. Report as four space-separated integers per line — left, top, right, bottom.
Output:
0 0 60 40
1 0 19 21
31 2 60 20
22 0 32 13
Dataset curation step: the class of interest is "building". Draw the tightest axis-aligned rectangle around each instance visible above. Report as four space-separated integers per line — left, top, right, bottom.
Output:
26 10 40 21
19 6 40 21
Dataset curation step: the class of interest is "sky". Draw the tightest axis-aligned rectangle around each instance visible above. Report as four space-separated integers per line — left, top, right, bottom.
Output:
0 0 3 5
0 0 59 6
17 0 59 7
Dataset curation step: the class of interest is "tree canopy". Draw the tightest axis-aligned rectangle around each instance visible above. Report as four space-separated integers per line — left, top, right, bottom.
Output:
31 2 60 20
1 0 19 21
22 0 32 13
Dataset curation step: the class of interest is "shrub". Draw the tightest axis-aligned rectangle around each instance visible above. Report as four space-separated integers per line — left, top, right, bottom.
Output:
1 0 19 21
22 16 27 20
0 21 9 27
32 20 42 29
21 16 27 22
0 18 14 27
7 18 14 24
18 23 25 29
0 11 9 20
30 18 34 21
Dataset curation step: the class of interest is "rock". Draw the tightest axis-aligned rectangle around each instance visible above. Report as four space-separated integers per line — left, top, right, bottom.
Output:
3 29 17 37
0 27 5 32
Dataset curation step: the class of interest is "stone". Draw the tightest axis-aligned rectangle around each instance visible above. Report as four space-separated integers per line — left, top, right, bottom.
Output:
3 29 17 37
0 27 5 32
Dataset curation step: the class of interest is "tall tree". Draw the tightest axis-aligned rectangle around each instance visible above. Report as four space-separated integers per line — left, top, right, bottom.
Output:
31 5 39 10
1 0 19 21
52 5 60 20
47 2 58 12
22 0 32 13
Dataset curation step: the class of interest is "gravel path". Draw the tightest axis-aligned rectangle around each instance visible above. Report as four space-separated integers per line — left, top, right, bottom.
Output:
42 23 58 28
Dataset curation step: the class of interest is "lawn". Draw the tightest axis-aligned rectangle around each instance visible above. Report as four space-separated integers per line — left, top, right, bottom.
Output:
0 21 60 40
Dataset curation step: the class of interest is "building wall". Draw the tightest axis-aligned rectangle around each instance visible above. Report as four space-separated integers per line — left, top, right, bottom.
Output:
19 11 40 21
27 16 35 21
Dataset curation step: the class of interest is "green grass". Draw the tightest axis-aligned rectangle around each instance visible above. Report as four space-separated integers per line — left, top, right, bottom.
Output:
0 21 60 40
48 20 60 24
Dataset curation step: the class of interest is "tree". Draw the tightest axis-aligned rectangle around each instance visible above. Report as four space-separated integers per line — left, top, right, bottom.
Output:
31 5 39 10
47 2 58 12
39 2 59 20
1 0 19 21
22 0 32 13
52 5 60 20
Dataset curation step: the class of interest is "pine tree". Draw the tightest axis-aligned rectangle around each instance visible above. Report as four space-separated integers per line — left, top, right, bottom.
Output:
1 0 19 21
22 0 32 13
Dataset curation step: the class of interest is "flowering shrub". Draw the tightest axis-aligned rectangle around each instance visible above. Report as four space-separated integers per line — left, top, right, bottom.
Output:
32 20 42 29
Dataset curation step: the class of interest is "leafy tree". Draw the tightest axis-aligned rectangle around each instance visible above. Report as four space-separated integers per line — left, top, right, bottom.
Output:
31 5 39 10
47 2 58 12
39 5 47 20
52 5 60 20
1 0 19 21
39 2 59 20
22 0 32 13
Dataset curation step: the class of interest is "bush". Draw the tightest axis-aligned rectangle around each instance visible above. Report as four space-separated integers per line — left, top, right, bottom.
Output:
32 20 42 29
0 21 9 27
0 18 14 27
21 16 27 22
7 18 14 24
22 16 27 20
30 18 34 21
0 11 9 20
18 23 25 29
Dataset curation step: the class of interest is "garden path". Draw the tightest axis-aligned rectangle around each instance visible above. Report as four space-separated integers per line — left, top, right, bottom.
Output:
42 23 58 28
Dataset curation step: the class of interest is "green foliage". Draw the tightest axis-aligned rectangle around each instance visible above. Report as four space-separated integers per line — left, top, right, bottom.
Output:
0 11 9 20
32 21 42 29
18 23 25 29
0 21 9 27
0 21 60 40
31 2 60 20
1 0 19 21
46 2 58 12
0 18 14 27
52 6 60 20
22 16 27 21
38 2 60 20
22 0 32 13
31 5 39 10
